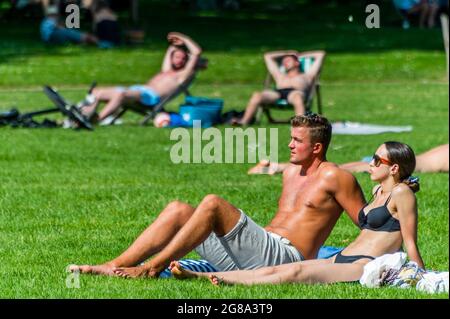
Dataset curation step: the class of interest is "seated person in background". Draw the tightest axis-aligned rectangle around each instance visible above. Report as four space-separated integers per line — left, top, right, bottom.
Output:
234 50 325 125
90 0 121 48
79 32 202 124
393 0 440 29
248 144 449 174
40 5 98 45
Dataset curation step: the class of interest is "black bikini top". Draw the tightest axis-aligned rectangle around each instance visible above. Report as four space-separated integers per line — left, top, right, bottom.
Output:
358 187 401 232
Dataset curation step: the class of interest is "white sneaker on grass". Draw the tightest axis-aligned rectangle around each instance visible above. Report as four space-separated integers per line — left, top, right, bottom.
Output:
99 115 123 126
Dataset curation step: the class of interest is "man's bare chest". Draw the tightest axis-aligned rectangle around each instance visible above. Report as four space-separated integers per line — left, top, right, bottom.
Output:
277 74 309 88
280 176 328 209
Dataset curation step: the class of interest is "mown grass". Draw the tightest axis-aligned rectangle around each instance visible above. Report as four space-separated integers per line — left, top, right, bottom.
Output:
0 0 448 299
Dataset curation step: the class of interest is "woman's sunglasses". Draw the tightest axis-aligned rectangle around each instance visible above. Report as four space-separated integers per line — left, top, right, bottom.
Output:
372 154 392 167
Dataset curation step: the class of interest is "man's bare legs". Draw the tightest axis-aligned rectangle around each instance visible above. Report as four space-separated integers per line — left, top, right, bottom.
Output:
113 195 242 278
170 258 365 286
97 90 141 121
81 87 141 121
287 90 306 116
426 3 439 28
236 89 306 125
68 201 195 276
237 90 280 125
419 1 439 28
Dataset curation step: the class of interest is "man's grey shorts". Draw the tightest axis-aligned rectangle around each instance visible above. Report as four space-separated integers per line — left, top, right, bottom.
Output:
195 209 304 271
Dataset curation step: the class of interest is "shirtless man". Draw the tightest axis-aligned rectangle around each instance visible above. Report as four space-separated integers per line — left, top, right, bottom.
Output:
80 32 202 123
69 114 366 278
235 50 325 125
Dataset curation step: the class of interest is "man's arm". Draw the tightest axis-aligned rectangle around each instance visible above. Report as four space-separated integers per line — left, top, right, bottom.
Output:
331 168 366 226
264 50 298 79
297 50 326 79
161 45 178 72
169 32 202 80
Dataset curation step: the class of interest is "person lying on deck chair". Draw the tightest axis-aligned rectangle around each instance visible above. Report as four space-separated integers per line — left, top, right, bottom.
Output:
79 32 202 124
69 114 366 279
233 50 325 125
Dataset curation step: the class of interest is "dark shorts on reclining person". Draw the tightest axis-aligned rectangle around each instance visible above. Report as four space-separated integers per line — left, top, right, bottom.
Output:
275 88 296 100
195 209 304 271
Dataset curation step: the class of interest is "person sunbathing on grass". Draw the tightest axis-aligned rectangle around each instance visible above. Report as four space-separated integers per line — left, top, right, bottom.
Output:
79 32 202 124
69 114 366 278
170 141 425 286
249 144 449 175
233 50 325 125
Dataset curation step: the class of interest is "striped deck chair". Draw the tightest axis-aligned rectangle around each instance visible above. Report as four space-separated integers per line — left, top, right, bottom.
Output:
255 53 325 124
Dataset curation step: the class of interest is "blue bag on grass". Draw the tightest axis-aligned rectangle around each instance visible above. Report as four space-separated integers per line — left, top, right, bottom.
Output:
179 96 223 128
168 112 188 127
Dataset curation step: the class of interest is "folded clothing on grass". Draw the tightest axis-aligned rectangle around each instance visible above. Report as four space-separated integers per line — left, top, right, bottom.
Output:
359 252 449 293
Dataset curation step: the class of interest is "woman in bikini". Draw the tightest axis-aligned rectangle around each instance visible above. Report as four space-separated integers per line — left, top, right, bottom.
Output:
169 141 425 286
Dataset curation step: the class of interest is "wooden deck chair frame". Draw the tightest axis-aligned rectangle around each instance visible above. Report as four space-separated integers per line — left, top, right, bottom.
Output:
255 53 325 124
110 57 208 126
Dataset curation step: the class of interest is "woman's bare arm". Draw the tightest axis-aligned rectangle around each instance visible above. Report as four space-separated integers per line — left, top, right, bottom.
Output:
394 185 425 269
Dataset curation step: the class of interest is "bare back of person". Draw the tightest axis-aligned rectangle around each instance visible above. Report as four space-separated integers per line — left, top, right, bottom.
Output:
265 162 344 260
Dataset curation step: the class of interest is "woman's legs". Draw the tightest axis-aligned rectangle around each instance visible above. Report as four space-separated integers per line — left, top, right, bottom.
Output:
171 258 339 284
209 261 365 286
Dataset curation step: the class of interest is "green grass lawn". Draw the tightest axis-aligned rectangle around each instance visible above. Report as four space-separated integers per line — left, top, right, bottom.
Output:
0 0 448 299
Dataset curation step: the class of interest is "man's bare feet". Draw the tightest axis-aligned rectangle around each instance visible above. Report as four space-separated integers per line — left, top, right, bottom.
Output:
113 265 160 278
169 261 199 280
68 263 117 276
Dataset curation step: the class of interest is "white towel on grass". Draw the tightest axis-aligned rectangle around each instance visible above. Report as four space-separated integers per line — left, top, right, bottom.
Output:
332 122 413 135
